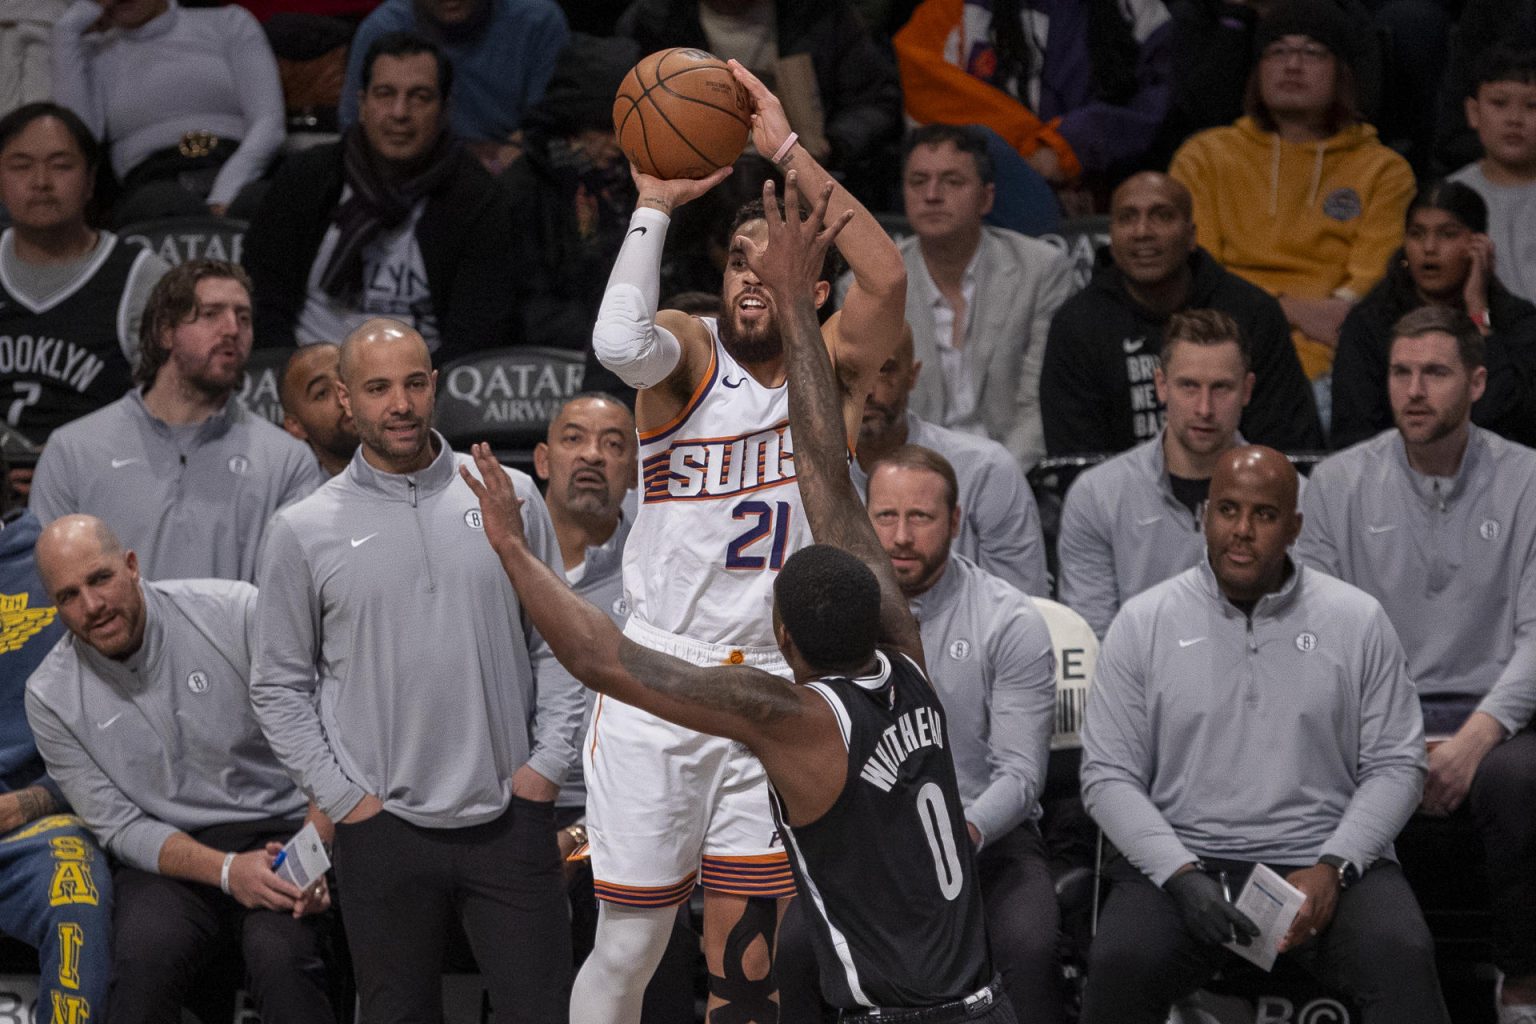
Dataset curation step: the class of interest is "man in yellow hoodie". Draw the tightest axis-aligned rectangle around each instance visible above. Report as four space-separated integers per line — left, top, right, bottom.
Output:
1169 0 1415 425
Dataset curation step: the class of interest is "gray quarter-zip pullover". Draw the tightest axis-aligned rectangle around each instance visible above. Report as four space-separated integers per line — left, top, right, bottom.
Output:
26 579 306 872
908 554 1056 843
1297 427 1536 735
249 435 585 827
1081 558 1425 885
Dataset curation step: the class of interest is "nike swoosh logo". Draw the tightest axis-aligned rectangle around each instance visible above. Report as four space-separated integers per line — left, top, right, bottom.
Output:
1366 524 1397 534
110 457 141 469
722 376 745 389
1137 515 1161 526
350 533 379 548
97 712 124 729
628 225 648 239
1178 637 1206 648
1122 337 1144 354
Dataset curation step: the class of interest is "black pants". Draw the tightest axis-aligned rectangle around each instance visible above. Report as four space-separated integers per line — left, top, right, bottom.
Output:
976 824 1065 1024
331 798 572 1023
1467 726 1536 978
1080 856 1450 1024
108 818 333 1024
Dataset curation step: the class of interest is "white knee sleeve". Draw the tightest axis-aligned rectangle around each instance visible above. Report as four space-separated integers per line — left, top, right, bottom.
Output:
571 902 678 1024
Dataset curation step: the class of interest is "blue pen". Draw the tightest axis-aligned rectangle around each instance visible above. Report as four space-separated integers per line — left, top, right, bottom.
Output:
271 849 287 872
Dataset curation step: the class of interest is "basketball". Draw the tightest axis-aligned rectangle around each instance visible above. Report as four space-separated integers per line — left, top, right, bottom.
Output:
612 48 753 180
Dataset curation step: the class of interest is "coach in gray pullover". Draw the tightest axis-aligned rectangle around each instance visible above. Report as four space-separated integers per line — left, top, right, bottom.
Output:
30 260 324 583
1296 307 1536 1014
250 319 582 1021
1078 445 1445 1024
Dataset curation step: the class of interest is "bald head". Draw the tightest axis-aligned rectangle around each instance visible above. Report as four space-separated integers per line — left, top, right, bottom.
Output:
1111 172 1193 220
1204 446 1302 603
36 516 147 660
338 319 431 386
858 323 922 460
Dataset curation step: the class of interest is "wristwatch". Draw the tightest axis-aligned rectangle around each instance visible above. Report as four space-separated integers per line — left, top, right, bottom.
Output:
1318 854 1359 889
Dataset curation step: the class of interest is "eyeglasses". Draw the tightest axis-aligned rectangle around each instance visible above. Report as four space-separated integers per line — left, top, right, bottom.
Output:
1261 41 1333 64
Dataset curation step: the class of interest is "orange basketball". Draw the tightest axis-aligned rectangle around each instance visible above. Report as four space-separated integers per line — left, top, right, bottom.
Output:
612 48 752 180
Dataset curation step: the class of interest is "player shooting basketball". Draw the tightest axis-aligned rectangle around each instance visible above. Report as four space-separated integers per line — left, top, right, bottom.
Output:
463 174 1013 1024
563 59 906 1023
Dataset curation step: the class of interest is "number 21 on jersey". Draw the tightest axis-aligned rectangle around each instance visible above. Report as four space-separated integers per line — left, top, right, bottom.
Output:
725 500 794 571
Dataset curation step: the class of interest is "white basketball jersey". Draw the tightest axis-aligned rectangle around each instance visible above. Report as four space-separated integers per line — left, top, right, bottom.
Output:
624 319 813 648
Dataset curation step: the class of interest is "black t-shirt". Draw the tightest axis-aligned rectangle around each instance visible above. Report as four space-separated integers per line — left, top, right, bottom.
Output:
1169 473 1211 520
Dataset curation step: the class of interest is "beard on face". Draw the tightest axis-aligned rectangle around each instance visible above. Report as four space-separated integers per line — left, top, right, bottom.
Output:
858 399 903 452
563 476 621 520
179 349 247 399
717 306 785 366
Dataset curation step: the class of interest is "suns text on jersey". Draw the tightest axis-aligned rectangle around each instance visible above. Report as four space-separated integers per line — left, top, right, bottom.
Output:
859 706 946 793
642 420 797 503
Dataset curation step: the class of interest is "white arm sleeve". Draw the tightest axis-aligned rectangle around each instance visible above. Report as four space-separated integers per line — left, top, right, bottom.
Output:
592 207 683 389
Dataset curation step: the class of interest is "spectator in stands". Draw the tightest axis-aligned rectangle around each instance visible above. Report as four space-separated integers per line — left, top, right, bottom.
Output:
1298 306 1536 1024
893 0 1175 186
506 33 640 354
250 320 583 1023
29 260 324 582
245 32 520 362
1332 182 1536 449
1169 0 1415 424
51 0 284 224
1435 0 1534 174
0 462 112 1024
855 324 1049 595
1079 445 1448 1024
617 0 903 201
895 124 1075 472
0 103 169 446
278 342 357 476
27 515 334 1024
864 444 1061 1021
341 0 569 175
1450 45 1536 304
1042 171 1321 456
1057 309 1252 636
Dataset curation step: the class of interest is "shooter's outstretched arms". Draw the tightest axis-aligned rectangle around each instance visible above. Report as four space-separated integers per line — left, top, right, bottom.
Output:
458 445 809 745
737 176 925 669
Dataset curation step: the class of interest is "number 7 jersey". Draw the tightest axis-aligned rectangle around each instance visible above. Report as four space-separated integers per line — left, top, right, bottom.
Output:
626 319 815 648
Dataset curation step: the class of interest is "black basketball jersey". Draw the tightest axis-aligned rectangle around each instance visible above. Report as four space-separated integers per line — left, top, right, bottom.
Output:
0 232 147 442
769 648 992 1011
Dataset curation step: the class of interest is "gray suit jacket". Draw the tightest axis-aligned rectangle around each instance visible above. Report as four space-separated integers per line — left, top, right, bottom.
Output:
900 227 1075 472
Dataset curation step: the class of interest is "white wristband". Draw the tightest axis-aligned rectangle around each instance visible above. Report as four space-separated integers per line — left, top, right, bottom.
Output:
219 851 236 895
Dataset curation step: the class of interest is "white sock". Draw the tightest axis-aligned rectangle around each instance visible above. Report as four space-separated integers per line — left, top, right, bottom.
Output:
570 902 679 1024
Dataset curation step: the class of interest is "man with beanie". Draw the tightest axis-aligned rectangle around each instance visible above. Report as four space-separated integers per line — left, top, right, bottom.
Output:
505 34 642 354
243 31 519 361
1170 0 1415 428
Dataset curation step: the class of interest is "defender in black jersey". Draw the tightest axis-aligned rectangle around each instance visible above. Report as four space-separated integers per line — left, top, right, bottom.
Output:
463 175 1014 1023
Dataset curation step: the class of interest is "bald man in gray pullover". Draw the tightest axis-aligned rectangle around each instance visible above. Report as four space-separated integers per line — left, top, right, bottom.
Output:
1080 446 1447 1024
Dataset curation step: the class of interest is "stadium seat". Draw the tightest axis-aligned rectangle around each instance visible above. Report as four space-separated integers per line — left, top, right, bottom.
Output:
118 216 249 266
240 346 297 428
1037 214 1110 291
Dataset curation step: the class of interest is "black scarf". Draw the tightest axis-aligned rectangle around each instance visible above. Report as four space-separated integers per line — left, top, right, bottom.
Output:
319 125 462 302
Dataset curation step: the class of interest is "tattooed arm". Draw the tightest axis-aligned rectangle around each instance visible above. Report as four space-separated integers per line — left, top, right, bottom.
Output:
460 444 816 747
0 785 58 833
738 175 926 671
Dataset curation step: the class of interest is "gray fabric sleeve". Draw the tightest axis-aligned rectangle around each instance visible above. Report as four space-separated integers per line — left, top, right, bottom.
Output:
1477 538 1536 734
1321 606 1427 869
50 1 103 138
121 249 172 359
513 477 586 787
1080 608 1198 885
29 432 77 526
967 446 1050 597
1008 251 1075 473
1056 479 1120 638
966 602 1056 844
1293 464 1344 577
24 683 178 872
249 515 368 821
206 6 285 206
